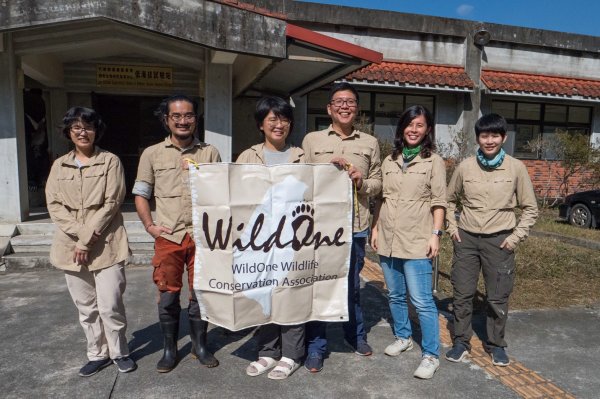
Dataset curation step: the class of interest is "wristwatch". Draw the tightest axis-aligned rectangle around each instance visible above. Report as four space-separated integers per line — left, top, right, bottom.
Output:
432 229 443 237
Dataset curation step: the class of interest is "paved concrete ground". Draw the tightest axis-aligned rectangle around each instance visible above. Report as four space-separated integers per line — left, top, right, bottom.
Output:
1 267 598 398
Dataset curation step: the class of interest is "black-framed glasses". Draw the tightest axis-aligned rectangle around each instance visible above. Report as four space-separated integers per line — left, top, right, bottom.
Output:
168 113 196 122
266 117 291 127
330 98 358 107
71 125 95 134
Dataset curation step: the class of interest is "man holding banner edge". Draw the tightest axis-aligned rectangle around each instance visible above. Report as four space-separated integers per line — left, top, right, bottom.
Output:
302 82 382 372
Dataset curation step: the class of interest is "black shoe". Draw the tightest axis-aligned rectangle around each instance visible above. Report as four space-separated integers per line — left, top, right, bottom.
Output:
189 318 219 368
304 352 324 373
79 358 112 377
491 346 510 366
354 341 373 356
445 342 469 362
113 356 137 373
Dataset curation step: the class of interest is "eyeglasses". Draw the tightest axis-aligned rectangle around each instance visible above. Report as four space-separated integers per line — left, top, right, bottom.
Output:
168 113 196 122
330 98 358 107
266 118 291 127
70 126 95 134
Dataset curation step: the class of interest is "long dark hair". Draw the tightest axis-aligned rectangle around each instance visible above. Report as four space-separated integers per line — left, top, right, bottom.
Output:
391 105 434 161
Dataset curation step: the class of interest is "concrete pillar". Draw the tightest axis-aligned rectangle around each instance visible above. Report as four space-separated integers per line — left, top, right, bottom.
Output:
204 57 232 162
591 104 600 148
0 33 28 222
462 33 485 153
291 95 307 147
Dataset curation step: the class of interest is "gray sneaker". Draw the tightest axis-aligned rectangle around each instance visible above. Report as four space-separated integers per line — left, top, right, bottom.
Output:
413 355 440 379
384 337 413 356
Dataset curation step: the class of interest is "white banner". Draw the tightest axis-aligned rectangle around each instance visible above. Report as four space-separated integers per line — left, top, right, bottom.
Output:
189 163 353 331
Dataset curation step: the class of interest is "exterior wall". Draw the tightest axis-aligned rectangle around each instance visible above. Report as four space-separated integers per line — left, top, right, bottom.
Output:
523 160 598 198
484 44 600 79
314 30 465 66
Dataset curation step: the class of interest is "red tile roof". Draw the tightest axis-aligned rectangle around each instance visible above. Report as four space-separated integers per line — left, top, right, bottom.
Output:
345 61 474 90
482 70 600 99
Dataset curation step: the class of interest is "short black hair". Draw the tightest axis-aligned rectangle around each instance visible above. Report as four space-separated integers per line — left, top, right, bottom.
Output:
254 96 294 133
154 94 198 133
61 107 106 143
392 105 435 161
328 82 359 104
475 113 507 137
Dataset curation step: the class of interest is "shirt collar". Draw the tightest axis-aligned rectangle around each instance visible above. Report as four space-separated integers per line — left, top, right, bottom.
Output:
326 124 361 139
62 147 103 166
164 135 202 151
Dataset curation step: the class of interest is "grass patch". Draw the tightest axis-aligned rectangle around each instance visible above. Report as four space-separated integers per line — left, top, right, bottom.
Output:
532 207 600 242
436 234 600 310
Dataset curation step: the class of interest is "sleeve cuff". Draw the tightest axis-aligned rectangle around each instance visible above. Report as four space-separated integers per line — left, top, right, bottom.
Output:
132 181 153 199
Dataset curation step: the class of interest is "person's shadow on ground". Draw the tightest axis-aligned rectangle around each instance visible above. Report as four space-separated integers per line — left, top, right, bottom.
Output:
127 310 255 362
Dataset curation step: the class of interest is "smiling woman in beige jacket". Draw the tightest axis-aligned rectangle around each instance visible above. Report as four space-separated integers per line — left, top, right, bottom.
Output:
45 107 135 377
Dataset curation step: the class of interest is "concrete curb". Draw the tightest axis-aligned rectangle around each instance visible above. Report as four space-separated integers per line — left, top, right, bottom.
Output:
530 230 600 251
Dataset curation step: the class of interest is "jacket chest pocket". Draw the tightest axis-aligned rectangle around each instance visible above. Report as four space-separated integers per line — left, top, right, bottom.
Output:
82 170 107 207
347 149 370 174
56 173 79 208
154 162 182 198
382 170 401 195
402 169 429 199
489 177 515 208
462 178 488 208
311 147 335 163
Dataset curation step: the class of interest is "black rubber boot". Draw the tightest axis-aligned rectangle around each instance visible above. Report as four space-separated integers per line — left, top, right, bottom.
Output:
156 321 179 373
189 318 219 368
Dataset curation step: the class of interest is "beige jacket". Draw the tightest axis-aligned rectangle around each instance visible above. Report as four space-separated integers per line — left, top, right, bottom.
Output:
446 155 539 248
45 148 130 272
135 136 221 244
375 153 447 259
302 126 382 232
236 143 304 164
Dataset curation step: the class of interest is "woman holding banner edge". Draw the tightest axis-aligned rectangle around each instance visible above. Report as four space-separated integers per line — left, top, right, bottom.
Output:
236 96 305 380
370 105 446 379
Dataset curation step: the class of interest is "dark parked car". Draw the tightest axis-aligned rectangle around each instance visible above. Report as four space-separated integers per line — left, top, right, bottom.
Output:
558 189 600 228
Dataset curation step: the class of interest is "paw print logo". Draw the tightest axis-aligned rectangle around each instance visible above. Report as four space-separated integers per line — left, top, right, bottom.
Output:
291 203 315 217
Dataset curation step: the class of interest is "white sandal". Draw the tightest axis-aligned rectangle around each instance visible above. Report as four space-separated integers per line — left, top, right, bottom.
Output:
246 357 277 377
267 357 300 380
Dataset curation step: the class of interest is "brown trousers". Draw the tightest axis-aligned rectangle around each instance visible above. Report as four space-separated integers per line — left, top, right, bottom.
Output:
450 228 515 349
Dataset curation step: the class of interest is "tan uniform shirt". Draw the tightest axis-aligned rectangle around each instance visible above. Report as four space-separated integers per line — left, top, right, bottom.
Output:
236 143 304 164
45 148 130 272
446 155 539 248
375 153 447 259
134 136 221 244
302 125 382 232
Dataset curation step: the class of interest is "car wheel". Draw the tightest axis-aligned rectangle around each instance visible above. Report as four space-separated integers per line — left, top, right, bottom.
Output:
570 204 592 228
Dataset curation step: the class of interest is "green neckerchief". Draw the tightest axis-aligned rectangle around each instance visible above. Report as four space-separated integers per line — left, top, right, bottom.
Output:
402 145 421 162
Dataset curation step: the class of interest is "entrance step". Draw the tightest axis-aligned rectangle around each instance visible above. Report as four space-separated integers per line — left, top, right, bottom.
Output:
3 250 155 272
1 211 156 272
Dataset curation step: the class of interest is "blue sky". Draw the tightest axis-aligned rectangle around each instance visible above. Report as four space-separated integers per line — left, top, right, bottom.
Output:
300 0 600 37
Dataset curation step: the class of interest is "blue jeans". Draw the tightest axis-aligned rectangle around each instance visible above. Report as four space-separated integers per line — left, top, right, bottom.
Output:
306 235 367 355
380 256 439 357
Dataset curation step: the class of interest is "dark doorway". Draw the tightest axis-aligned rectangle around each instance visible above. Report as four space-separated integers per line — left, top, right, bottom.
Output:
93 94 165 201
